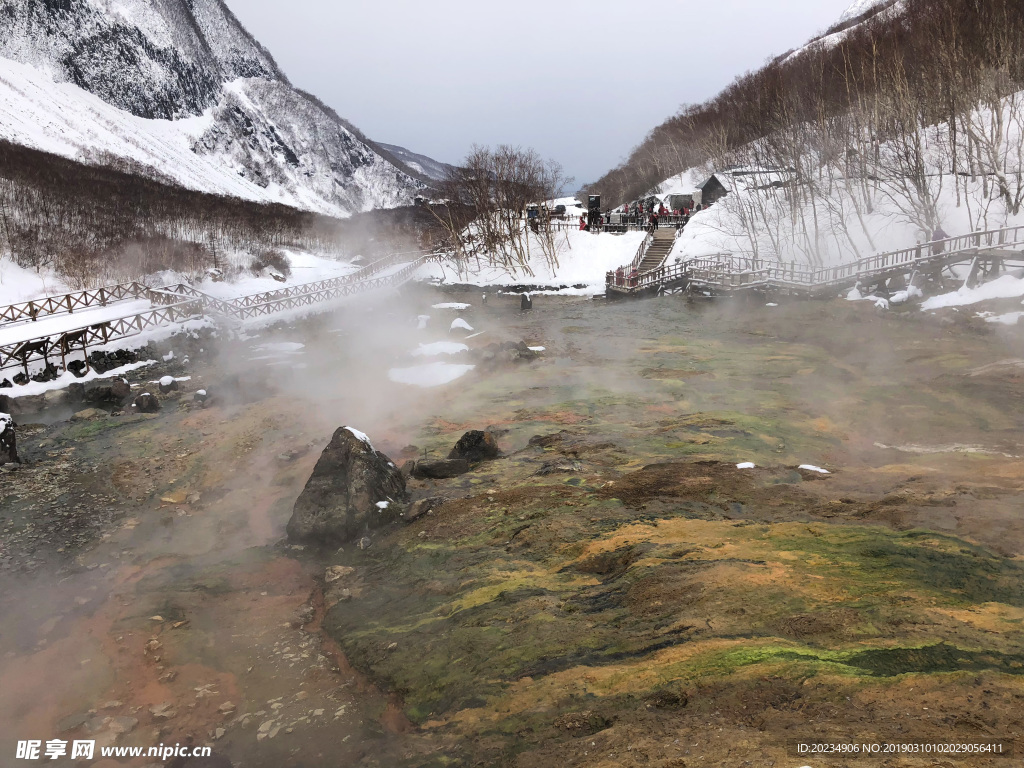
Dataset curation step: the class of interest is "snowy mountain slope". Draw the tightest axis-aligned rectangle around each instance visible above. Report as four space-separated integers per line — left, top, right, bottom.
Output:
777 0 903 65
379 143 456 182
0 0 421 216
839 0 895 23
0 57 411 213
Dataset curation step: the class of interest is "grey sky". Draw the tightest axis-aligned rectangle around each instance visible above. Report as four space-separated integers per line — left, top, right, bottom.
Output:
225 0 856 188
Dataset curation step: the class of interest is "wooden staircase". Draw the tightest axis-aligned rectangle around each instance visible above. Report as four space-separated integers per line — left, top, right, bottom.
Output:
638 229 676 273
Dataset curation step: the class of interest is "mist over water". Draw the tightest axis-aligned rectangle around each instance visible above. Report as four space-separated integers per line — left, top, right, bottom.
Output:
3 281 1024 766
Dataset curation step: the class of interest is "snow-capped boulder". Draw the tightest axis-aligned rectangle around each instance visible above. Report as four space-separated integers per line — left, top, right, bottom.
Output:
133 393 161 413
287 427 407 545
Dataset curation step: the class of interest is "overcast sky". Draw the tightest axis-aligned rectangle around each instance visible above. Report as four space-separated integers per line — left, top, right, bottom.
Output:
225 0 856 187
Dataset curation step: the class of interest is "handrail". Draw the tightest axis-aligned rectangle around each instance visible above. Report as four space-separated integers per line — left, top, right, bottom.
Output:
0 282 150 325
0 299 205 373
607 225 1024 296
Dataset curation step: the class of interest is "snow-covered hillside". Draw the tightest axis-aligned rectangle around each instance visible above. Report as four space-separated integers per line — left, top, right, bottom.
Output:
780 0 903 65
416 229 647 295
663 86 1024 269
0 0 421 216
379 144 456 183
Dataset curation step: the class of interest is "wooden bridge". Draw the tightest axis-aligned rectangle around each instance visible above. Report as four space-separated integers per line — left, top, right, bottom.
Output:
606 225 1024 299
0 252 433 380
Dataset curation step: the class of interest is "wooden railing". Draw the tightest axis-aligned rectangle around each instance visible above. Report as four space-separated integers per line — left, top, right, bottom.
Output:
223 258 428 321
607 225 1024 296
0 299 205 374
154 254 433 321
0 282 150 325
0 252 440 377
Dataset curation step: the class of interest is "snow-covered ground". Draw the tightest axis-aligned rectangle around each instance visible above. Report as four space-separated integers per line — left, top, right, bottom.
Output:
921 275 1024 310
388 362 475 388
415 229 647 294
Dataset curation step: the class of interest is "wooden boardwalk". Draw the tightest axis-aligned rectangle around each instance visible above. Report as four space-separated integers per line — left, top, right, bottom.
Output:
606 225 1024 299
0 253 433 380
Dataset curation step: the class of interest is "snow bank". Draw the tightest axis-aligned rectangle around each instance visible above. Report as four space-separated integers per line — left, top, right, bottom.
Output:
985 311 1024 326
2 360 155 398
416 229 647 295
921 275 1024 309
0 259 67 305
450 318 474 332
412 341 469 357
432 302 471 310
388 363 475 388
737 462 756 469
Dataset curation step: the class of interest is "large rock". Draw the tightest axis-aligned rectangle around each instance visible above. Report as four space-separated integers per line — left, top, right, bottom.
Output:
287 427 407 545
0 413 18 465
133 393 161 413
84 377 131 406
410 459 470 479
449 430 500 463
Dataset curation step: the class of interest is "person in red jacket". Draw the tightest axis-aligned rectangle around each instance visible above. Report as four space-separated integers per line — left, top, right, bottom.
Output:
579 214 588 231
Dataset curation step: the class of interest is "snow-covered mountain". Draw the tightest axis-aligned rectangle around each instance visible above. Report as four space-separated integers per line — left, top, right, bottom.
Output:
378 143 456 182
776 0 902 66
0 0 422 216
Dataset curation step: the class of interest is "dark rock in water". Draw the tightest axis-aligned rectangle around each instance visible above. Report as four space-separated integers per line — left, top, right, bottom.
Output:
515 341 538 360
521 293 533 310
403 497 445 522
0 413 18 465
449 430 500 463
67 383 85 403
536 458 584 475
67 360 89 378
133 393 161 413
2 394 44 415
111 378 131 402
287 427 407 545
410 458 470 479
85 378 131 406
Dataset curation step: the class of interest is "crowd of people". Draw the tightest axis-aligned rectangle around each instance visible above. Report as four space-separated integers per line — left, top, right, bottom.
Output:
578 198 710 233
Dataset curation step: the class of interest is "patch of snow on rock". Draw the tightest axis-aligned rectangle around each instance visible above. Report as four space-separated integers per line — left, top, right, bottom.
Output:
345 427 374 449
412 342 469 357
388 363 475 388
799 464 831 474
